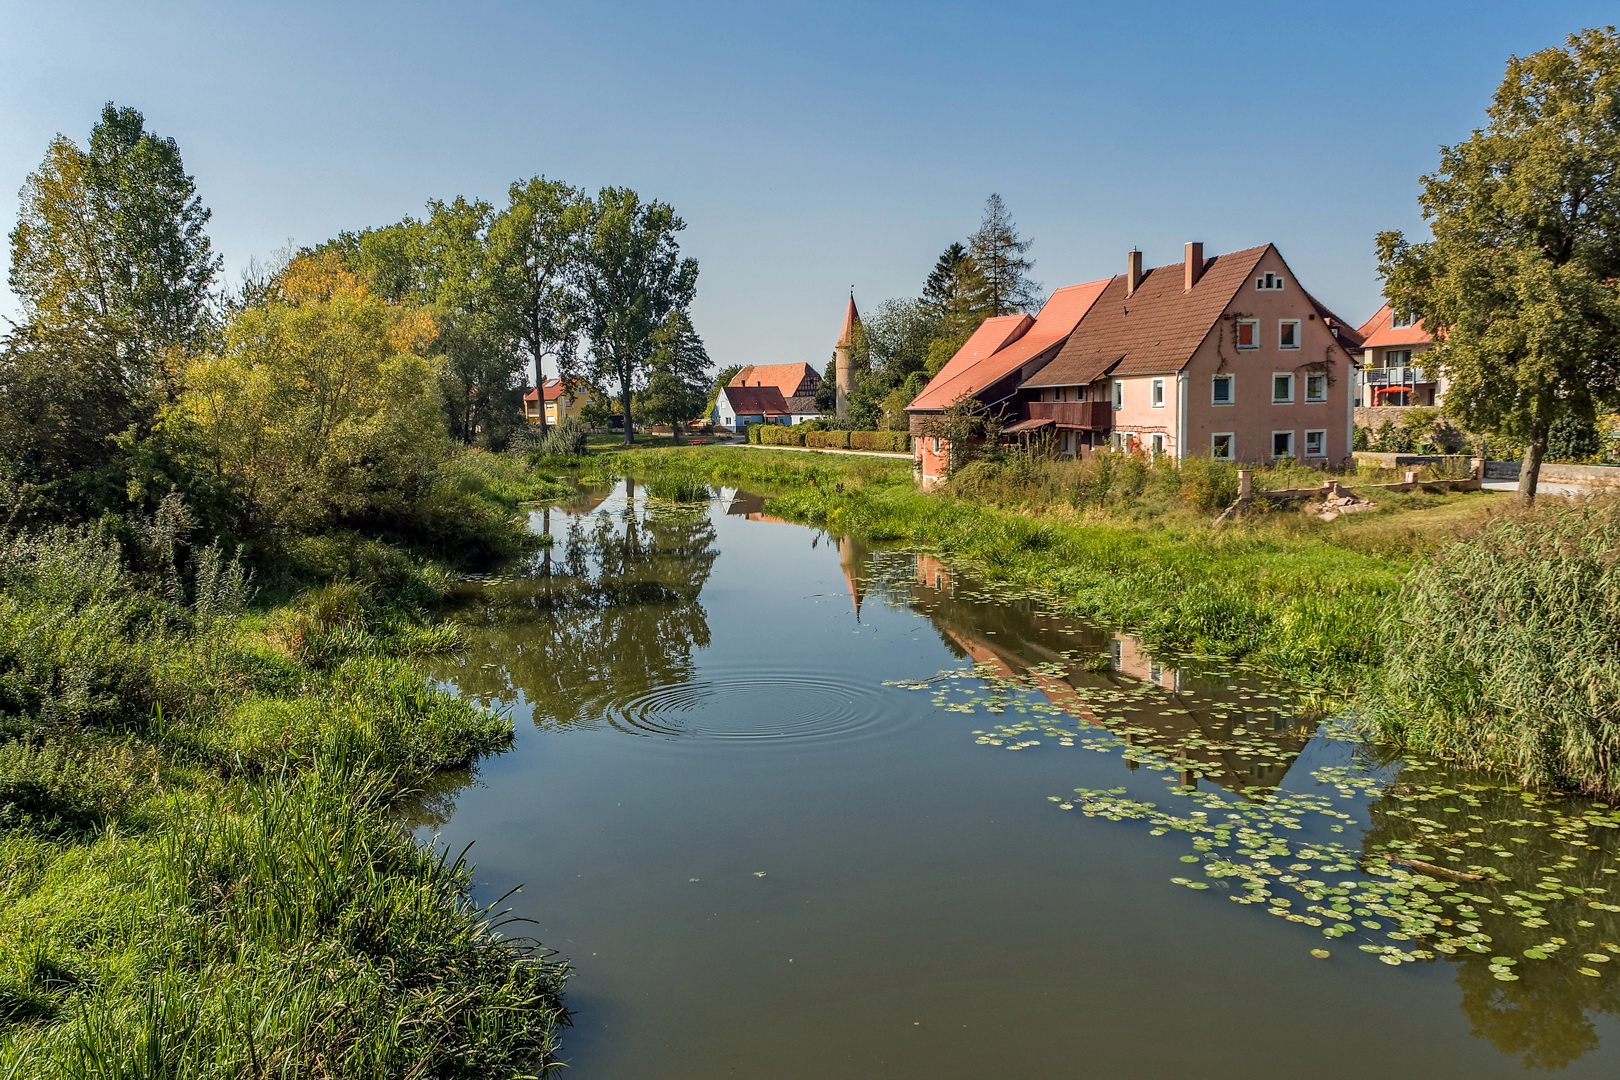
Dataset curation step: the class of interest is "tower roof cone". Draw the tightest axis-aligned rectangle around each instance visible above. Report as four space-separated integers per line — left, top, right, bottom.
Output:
836 295 861 348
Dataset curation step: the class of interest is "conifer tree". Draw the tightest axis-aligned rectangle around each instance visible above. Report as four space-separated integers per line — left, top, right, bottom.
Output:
967 193 1039 316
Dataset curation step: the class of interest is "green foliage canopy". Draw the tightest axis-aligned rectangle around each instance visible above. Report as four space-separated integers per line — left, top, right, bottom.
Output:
1378 27 1620 500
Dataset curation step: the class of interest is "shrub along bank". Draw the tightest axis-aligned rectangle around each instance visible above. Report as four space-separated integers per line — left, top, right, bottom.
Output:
0 518 569 1076
747 423 910 452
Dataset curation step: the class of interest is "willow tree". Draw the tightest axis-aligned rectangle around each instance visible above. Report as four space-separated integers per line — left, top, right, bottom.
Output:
1378 28 1620 502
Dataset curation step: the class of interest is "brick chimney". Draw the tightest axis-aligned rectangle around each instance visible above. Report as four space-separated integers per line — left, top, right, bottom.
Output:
1126 249 1143 297
1184 242 1204 290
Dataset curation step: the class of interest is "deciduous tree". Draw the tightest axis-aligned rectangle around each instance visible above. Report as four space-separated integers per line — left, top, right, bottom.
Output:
1378 27 1620 502
575 188 700 445
492 177 588 436
171 254 447 535
8 103 219 403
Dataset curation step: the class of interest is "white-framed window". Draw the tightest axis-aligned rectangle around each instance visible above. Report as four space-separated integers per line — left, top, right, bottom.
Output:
1212 373 1234 405
1304 429 1326 457
1211 432 1234 460
1279 319 1301 349
1272 430 1295 459
1391 310 1415 329
1150 433 1166 456
1256 271 1285 291
1112 380 1124 409
1236 319 1259 348
1151 378 1165 408
1271 373 1294 403
1305 373 1327 402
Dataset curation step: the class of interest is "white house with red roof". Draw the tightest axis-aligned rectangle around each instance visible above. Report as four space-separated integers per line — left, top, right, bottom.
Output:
1352 303 1440 411
908 243 1361 485
713 362 825 430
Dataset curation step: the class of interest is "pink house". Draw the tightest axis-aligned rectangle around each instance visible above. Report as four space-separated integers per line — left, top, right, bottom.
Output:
908 243 1363 485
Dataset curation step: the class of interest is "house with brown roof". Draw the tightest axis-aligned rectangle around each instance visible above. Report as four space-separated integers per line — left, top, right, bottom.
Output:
718 362 824 428
714 384 792 429
908 243 1360 485
1352 303 1440 414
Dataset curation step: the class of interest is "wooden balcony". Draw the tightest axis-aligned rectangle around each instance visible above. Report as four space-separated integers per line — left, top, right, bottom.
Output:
1025 400 1113 430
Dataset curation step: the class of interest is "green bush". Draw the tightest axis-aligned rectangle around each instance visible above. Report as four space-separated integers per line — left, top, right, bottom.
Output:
755 425 806 447
806 430 850 449
848 430 910 452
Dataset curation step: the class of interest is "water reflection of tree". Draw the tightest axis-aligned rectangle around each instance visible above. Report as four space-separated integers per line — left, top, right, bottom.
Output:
438 493 719 730
870 549 1311 797
1360 781 1620 1070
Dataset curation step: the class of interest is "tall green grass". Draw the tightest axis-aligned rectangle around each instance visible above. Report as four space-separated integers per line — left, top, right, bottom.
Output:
0 522 566 1077
1370 496 1620 797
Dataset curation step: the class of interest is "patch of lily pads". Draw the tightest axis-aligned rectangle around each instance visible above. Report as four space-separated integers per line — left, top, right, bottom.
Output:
894 657 1620 985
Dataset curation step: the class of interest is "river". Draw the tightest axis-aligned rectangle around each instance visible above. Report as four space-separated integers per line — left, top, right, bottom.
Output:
418 478 1620 1078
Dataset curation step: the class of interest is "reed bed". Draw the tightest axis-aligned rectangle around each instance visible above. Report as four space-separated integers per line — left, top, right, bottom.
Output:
1371 495 1620 797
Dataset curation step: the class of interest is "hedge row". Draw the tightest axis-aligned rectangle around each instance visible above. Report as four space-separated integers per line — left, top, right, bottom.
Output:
745 424 909 453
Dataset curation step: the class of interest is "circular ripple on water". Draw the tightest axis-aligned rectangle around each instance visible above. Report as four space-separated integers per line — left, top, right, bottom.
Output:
604 673 891 742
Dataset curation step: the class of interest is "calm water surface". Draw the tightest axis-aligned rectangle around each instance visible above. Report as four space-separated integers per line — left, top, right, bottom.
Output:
419 480 1620 1079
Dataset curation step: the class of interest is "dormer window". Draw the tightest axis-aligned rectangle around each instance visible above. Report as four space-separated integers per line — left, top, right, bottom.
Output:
1391 310 1416 329
1256 272 1285 291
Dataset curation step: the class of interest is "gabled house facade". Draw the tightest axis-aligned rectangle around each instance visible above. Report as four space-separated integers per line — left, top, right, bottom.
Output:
727 362 824 424
524 379 594 425
908 243 1360 485
1352 303 1440 410
714 384 791 429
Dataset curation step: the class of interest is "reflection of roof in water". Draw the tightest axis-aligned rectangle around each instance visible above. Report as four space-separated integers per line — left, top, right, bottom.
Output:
891 553 1310 797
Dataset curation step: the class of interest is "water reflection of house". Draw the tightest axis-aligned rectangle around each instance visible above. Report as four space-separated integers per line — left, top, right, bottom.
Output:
897 551 1309 796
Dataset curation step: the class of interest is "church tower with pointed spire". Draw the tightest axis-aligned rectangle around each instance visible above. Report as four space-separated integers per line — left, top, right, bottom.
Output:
834 294 861 421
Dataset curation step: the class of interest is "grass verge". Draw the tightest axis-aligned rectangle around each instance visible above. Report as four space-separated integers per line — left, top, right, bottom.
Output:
0 514 568 1075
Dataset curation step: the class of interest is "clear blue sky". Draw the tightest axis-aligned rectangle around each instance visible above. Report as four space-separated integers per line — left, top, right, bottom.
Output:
2 1 1614 372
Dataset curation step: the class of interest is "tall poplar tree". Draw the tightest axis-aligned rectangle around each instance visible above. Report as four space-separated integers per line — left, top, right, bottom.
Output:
492 177 588 435
576 188 699 446
1378 27 1620 502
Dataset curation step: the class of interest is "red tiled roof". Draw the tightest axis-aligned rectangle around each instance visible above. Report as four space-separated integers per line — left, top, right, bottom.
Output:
524 379 571 403
721 385 789 415
1357 303 1433 349
1031 245 1272 386
836 296 861 348
908 282 1109 411
907 314 1033 411
729 363 820 399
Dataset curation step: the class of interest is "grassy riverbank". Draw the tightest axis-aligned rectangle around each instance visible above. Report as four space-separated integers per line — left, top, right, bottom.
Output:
589 445 1502 697
0 460 570 1077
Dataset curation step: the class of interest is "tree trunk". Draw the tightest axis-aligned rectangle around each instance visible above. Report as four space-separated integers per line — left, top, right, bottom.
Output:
621 375 634 446
671 420 684 445
532 353 548 437
1517 414 1549 505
